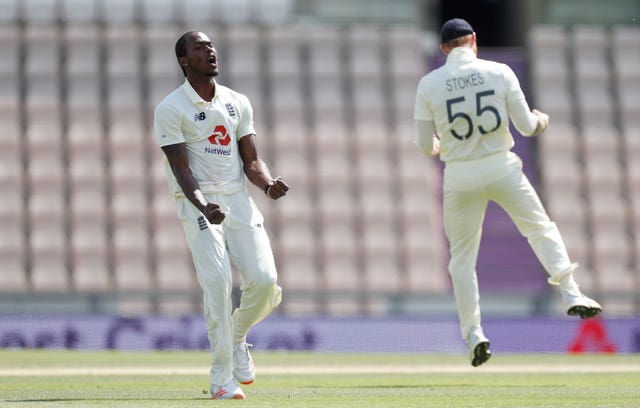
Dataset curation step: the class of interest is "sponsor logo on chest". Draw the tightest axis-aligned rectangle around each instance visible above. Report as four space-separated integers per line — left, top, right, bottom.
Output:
204 124 232 156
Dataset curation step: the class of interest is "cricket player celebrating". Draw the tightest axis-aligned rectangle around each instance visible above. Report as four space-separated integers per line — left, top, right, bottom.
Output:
154 31 288 399
414 19 602 367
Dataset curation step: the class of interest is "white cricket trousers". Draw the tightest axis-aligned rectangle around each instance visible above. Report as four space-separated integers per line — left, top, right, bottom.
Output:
443 151 574 343
176 189 282 387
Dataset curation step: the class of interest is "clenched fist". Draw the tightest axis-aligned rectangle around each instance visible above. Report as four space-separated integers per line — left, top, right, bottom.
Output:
265 177 290 200
202 202 226 224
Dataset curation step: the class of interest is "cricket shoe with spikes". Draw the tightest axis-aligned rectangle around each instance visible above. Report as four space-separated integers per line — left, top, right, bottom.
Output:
211 380 245 400
233 342 256 385
564 292 602 319
467 329 491 367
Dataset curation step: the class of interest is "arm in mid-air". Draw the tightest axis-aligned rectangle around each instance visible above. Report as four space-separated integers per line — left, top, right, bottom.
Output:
415 119 440 156
161 143 226 224
238 134 289 199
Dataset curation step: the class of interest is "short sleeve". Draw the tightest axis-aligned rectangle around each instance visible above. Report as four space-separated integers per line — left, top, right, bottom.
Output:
154 101 185 147
236 94 256 139
414 77 433 121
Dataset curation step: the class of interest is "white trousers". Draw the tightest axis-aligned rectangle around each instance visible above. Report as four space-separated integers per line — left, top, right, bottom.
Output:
176 190 282 387
443 151 574 343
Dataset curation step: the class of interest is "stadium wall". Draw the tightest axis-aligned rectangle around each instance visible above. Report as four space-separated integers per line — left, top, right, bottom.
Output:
0 315 637 353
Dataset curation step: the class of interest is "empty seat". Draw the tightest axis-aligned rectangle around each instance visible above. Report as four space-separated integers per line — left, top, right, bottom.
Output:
70 219 111 291
69 148 107 188
348 25 383 78
0 246 27 291
307 25 342 77
64 25 100 77
535 85 574 125
583 153 623 190
358 180 395 223
319 217 358 257
113 224 152 290
538 123 579 156
24 25 60 77
323 252 361 291
29 218 70 291
405 250 449 293
70 181 107 220
360 215 398 258
277 181 313 222
267 25 302 78
140 0 174 24
363 253 403 293
316 179 355 221
388 26 426 78
612 26 640 79
145 26 183 76
545 184 586 225
572 26 608 80
270 75 305 121
575 83 614 128
277 219 316 259
225 26 261 77
540 152 582 190
0 144 24 219
355 143 393 182
152 216 192 293
276 251 320 292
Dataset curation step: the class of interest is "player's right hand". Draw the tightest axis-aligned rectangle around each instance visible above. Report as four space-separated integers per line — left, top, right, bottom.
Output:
202 202 226 225
532 109 549 134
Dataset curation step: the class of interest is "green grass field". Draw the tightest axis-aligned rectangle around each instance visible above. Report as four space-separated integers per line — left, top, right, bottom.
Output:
0 350 639 407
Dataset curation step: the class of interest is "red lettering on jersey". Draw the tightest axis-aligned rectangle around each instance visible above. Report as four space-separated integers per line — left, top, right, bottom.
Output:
208 125 231 146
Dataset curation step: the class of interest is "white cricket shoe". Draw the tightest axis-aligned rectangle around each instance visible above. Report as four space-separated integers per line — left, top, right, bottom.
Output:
467 328 491 367
564 292 602 319
211 380 245 400
233 342 256 385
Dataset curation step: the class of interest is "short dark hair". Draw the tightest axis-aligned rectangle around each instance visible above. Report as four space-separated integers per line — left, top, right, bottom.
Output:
175 31 198 77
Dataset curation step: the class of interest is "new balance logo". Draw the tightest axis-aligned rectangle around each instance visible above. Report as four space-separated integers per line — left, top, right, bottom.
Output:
225 103 236 117
197 216 208 230
194 112 206 122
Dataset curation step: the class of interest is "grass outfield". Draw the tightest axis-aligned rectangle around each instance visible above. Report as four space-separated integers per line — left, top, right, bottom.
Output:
0 351 639 407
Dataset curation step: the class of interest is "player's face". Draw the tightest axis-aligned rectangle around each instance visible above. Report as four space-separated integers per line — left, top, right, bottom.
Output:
185 32 218 77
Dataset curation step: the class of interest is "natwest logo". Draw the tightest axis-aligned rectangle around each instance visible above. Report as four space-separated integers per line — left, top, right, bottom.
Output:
208 125 230 146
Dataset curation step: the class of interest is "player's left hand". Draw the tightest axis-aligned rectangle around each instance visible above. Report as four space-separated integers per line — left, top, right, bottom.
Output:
266 177 289 200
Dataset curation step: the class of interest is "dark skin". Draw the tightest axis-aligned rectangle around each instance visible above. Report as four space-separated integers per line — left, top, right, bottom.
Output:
161 32 288 224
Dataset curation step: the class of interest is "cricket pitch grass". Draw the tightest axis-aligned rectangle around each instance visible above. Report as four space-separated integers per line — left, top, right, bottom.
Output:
0 350 638 407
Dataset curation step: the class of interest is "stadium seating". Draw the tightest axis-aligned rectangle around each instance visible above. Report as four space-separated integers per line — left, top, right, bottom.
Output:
1 0 638 317
529 23 640 307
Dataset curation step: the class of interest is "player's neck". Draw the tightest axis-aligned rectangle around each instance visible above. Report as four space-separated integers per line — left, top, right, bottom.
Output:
187 75 217 102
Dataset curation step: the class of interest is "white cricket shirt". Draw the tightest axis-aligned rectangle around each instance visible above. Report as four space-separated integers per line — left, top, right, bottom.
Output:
154 79 256 197
414 47 538 162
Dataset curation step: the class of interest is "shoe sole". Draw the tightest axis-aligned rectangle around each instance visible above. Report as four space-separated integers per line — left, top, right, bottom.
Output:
212 394 245 400
567 305 602 319
239 379 254 385
471 342 491 367
212 391 245 400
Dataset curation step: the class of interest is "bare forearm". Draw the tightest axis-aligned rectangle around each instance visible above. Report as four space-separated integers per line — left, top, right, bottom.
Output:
244 158 274 191
172 167 207 211
161 143 206 211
